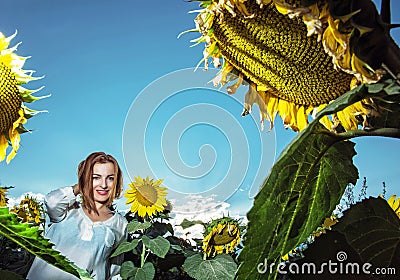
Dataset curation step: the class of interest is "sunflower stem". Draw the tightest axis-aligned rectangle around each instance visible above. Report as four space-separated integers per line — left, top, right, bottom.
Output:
336 128 400 139
141 242 146 268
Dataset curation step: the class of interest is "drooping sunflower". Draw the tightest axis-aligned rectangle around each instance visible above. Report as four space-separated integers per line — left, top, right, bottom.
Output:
0 31 46 163
10 194 44 225
202 217 241 257
188 0 400 132
124 175 168 218
387 195 400 218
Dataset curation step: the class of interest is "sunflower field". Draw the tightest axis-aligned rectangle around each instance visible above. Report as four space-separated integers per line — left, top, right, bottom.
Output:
1 0 400 279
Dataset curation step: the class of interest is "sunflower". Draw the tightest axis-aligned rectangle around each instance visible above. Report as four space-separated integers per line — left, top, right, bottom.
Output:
124 176 168 218
202 217 241 257
387 195 400 219
0 31 46 163
10 194 44 225
188 0 399 132
0 187 7 207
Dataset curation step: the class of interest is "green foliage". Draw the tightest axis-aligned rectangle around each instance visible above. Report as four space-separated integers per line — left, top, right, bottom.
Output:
183 254 237 280
0 269 24 280
0 207 92 279
334 197 400 268
121 262 155 280
141 236 170 259
287 197 400 280
179 218 205 230
237 79 400 279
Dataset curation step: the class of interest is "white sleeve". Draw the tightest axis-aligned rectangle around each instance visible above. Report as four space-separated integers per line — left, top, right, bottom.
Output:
44 186 77 223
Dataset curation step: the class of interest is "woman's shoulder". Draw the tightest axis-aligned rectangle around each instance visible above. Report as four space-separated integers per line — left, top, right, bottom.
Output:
110 210 128 229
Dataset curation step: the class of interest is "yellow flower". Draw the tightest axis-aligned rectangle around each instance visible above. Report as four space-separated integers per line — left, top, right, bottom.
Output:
0 31 46 163
124 176 168 218
387 195 400 219
0 188 8 207
10 194 44 225
202 217 241 257
189 0 395 132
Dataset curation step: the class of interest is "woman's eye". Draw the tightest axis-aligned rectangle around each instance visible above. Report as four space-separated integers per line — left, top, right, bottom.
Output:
108 177 115 181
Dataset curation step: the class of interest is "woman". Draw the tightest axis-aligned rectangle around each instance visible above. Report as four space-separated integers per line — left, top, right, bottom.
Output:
27 152 128 280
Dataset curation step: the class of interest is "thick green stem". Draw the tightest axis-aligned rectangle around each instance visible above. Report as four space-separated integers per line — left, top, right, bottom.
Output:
337 128 400 139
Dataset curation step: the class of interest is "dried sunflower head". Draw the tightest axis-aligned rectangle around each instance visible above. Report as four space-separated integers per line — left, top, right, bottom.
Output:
188 0 400 132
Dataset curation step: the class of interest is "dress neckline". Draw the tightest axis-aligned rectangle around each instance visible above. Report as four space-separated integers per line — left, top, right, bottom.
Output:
78 206 116 224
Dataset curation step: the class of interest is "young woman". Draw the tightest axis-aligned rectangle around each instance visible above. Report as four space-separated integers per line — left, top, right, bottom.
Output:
27 152 128 280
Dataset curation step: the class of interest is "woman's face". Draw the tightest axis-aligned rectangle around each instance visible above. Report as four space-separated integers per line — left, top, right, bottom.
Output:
92 162 115 204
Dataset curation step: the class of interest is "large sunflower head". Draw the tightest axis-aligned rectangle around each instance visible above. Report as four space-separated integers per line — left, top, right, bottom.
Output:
10 194 44 225
124 175 168 218
189 0 399 132
0 31 46 163
202 216 241 257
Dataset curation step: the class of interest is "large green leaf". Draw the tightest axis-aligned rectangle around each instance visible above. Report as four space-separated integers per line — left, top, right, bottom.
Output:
236 79 400 279
183 254 237 280
237 122 358 279
141 235 170 258
111 239 140 258
334 197 400 268
288 197 400 279
120 261 155 280
0 207 92 279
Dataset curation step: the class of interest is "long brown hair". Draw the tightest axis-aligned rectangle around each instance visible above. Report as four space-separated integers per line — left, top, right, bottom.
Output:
77 152 123 215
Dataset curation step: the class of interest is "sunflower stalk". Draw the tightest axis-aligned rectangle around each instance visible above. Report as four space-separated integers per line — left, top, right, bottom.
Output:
336 127 400 139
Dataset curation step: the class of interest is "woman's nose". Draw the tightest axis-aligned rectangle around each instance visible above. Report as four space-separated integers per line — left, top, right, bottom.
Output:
100 179 108 189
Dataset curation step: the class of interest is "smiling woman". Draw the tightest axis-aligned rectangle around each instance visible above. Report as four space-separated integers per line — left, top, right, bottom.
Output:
27 151 128 280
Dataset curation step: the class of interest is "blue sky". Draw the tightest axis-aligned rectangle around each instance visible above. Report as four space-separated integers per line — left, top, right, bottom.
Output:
0 0 399 215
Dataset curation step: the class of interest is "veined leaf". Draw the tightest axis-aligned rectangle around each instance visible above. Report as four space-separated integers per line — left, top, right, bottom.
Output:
183 254 237 280
0 207 92 279
237 122 358 279
141 235 170 258
120 261 155 280
237 78 400 279
111 239 140 258
334 197 400 268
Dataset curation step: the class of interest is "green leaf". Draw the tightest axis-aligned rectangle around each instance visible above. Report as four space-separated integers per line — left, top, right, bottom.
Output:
237 122 358 279
183 254 237 280
121 261 136 279
141 235 170 258
127 220 151 233
140 262 155 280
120 261 155 280
333 197 400 267
0 269 24 280
179 218 205 230
0 207 92 279
288 197 400 279
111 239 140 258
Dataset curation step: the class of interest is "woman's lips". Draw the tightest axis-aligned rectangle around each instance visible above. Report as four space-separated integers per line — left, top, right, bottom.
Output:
96 190 109 196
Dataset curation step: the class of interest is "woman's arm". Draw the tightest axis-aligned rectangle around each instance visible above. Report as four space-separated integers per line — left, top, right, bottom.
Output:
45 185 78 223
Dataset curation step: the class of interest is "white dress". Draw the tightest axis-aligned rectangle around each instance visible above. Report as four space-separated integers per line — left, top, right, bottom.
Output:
27 186 128 280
